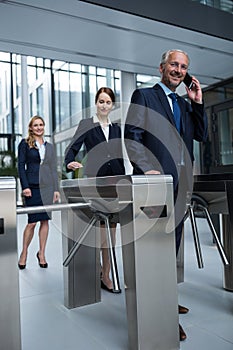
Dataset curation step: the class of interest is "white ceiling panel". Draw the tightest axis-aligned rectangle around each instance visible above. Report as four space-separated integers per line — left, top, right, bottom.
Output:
0 0 232 86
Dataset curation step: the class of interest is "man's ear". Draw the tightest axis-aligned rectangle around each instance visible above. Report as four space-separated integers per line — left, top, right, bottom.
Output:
159 63 164 74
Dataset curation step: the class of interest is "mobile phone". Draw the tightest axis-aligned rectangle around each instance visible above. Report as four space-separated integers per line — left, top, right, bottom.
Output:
183 73 194 90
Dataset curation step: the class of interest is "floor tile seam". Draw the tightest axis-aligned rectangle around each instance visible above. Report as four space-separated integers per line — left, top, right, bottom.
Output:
184 322 233 343
19 288 64 301
53 309 111 350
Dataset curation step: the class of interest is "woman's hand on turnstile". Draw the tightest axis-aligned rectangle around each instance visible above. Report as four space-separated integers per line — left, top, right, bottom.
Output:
144 170 161 175
67 161 83 171
22 188 32 197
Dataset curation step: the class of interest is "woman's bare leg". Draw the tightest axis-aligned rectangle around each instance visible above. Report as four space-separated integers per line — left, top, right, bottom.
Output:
37 220 49 264
101 223 116 289
18 222 37 265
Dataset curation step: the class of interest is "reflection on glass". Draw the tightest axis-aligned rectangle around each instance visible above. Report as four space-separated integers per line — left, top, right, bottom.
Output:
89 66 96 74
52 60 66 70
59 70 70 130
89 75 97 107
191 0 233 14
219 107 233 165
97 76 107 89
27 65 36 85
97 67 106 76
0 52 10 61
0 62 10 118
70 63 81 72
37 86 44 117
70 72 82 119
0 50 121 175
136 74 159 88
204 83 233 105
27 56 36 65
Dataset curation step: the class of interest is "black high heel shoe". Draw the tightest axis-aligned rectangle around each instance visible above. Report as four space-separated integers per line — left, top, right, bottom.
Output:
100 280 121 294
101 280 113 293
18 254 26 269
18 262 26 270
36 252 48 268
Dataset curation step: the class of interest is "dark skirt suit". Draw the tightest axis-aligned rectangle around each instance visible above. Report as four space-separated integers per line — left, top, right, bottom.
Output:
64 117 125 178
18 139 59 223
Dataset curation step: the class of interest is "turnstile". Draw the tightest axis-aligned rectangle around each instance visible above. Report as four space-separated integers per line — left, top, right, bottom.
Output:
193 173 233 291
61 196 101 308
61 175 179 350
0 177 21 350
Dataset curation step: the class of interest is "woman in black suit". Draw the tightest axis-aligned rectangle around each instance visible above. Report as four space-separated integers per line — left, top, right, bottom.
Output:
65 87 125 292
18 115 60 269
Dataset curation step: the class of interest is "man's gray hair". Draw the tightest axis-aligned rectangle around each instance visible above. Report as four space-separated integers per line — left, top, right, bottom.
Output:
160 49 190 66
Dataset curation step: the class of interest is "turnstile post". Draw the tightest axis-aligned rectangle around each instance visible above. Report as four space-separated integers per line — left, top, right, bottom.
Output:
0 177 21 350
119 176 179 350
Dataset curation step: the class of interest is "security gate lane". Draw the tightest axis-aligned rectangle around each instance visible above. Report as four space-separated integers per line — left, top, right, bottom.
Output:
0 175 179 350
61 175 179 350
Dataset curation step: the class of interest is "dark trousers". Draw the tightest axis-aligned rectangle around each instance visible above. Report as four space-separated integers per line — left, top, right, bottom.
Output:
175 220 184 256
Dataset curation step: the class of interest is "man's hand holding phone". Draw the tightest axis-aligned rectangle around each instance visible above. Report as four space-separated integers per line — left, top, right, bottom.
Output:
183 74 203 104
183 73 194 90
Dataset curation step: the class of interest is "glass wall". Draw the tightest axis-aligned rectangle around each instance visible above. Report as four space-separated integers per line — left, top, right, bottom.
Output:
0 53 19 176
26 56 52 147
218 106 233 165
136 74 159 88
2 48 232 179
191 0 233 14
200 78 233 173
0 53 11 138
0 50 120 179
52 61 120 177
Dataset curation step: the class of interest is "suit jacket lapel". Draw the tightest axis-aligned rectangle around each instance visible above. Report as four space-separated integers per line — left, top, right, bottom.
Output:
108 124 114 140
92 119 106 141
94 121 113 149
177 96 185 135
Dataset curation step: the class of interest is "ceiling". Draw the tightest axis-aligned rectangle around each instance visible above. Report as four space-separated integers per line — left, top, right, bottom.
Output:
0 0 232 90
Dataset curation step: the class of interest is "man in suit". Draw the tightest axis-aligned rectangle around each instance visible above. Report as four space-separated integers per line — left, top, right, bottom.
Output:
124 49 208 341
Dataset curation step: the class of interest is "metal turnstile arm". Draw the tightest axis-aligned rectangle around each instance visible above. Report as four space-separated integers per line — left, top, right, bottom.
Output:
63 215 97 267
188 204 204 268
187 200 229 268
202 207 229 266
63 211 121 293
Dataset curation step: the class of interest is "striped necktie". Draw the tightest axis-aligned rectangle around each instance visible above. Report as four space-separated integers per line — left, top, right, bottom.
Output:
169 93 181 133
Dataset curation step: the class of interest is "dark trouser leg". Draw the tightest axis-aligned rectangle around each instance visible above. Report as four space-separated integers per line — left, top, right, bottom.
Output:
175 220 184 256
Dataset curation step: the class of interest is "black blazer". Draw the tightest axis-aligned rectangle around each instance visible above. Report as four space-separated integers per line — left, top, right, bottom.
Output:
18 139 59 191
124 84 208 188
64 117 125 177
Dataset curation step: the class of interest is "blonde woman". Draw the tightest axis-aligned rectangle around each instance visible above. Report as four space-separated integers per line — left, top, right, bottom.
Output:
18 115 60 269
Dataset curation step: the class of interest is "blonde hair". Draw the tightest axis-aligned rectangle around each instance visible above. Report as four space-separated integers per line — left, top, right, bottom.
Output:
26 115 45 148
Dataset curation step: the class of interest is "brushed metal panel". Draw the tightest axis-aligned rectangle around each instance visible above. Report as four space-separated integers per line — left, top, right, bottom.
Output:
0 177 21 350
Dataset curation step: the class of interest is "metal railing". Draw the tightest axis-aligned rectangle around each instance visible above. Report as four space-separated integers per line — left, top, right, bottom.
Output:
16 202 91 215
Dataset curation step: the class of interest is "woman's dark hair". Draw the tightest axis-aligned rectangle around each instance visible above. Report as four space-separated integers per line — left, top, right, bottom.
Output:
95 87 115 104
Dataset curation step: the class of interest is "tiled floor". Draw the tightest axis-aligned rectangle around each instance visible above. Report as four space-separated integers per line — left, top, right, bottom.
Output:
17 212 233 350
